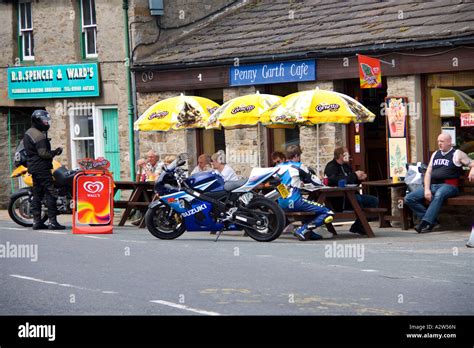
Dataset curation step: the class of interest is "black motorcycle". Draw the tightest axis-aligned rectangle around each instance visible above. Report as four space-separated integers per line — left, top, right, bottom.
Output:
8 164 80 227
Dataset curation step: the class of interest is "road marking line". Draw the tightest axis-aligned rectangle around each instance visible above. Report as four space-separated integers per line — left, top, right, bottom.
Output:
4 227 29 231
80 235 109 239
119 239 147 244
150 300 221 316
36 230 67 235
10 274 104 292
360 269 378 272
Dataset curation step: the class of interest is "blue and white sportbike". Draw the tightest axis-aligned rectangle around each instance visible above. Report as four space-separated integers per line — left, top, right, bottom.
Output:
145 158 286 242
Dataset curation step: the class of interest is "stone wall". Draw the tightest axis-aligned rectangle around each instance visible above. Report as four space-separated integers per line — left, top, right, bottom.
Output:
0 1 131 207
222 86 258 177
297 81 344 174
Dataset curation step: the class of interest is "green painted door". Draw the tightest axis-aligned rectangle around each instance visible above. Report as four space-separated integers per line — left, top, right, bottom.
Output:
102 108 121 181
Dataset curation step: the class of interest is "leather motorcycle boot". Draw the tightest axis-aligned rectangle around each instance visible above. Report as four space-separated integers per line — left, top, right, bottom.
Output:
48 216 66 230
32 217 48 230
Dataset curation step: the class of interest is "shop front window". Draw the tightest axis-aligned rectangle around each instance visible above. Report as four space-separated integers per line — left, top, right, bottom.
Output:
426 73 474 158
69 107 97 167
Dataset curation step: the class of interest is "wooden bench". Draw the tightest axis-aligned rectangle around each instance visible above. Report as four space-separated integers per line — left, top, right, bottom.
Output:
446 177 474 206
403 176 474 227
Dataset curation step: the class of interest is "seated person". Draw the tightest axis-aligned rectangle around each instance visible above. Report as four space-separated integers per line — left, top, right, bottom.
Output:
405 133 474 233
276 145 334 241
324 147 379 235
211 150 239 182
136 150 163 182
191 154 212 175
271 151 286 166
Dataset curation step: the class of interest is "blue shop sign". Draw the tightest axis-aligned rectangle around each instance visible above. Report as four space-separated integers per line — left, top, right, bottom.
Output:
230 59 316 86
8 63 100 99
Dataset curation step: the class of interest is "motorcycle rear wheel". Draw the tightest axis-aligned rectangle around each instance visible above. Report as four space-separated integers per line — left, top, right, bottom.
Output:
8 190 48 227
243 197 285 242
145 204 186 240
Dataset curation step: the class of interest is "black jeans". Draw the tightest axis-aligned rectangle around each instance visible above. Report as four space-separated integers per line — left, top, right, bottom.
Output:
31 171 58 220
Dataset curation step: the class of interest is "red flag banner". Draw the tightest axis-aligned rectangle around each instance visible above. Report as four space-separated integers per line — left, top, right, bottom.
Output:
358 54 382 89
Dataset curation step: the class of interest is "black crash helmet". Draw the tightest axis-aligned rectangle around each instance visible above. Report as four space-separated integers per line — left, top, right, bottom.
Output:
31 110 51 131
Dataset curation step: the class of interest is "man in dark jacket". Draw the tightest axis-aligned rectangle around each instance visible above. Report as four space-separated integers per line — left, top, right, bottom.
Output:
23 110 65 230
324 147 378 234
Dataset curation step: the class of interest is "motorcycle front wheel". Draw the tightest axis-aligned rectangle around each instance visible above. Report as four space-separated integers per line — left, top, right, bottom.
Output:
243 197 285 242
8 189 48 227
145 204 186 240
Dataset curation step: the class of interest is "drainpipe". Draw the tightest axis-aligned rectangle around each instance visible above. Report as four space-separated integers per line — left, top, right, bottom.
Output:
123 0 135 180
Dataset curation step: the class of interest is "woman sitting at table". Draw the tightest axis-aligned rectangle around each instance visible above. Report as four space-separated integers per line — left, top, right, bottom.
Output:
211 150 239 182
271 151 286 166
324 147 379 235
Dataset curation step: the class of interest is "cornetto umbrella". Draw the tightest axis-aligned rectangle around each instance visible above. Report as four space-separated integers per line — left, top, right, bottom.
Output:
134 94 220 131
261 88 375 127
206 92 281 129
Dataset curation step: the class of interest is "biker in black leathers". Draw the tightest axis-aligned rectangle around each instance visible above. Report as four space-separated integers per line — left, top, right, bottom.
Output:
23 110 65 230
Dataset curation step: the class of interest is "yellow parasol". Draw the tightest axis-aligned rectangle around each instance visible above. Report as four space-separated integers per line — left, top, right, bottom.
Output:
206 92 281 129
134 94 220 131
261 88 375 126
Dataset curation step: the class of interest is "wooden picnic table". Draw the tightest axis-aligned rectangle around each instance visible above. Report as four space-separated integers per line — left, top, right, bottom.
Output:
306 186 375 237
361 179 409 229
114 181 156 227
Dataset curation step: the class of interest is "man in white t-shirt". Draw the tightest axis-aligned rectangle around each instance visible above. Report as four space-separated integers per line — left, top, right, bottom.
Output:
136 150 163 182
211 150 239 182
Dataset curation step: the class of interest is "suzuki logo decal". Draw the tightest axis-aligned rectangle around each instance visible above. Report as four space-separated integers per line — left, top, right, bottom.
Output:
83 181 104 194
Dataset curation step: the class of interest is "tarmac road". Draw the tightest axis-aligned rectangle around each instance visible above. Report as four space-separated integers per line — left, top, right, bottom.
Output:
0 214 473 316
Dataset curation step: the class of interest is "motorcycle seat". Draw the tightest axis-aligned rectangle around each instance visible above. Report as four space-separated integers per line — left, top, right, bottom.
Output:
224 179 247 192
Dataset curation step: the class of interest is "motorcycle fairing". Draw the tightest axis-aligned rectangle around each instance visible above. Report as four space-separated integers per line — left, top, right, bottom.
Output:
231 168 278 193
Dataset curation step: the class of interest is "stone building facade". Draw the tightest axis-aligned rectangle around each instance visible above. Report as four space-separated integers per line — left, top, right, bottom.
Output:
0 0 132 207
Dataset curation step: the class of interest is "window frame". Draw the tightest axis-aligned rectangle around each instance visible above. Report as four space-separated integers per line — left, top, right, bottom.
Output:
80 0 98 59
18 1 34 61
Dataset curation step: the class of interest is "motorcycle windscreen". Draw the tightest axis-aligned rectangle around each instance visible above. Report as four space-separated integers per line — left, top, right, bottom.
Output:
76 175 112 225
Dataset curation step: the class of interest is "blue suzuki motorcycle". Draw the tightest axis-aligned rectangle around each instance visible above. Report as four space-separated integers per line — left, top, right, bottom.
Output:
144 159 286 242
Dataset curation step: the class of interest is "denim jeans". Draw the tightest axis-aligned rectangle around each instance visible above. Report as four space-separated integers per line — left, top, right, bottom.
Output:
405 184 459 225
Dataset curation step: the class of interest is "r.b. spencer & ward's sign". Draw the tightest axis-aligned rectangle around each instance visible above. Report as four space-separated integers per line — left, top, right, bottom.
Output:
8 63 100 99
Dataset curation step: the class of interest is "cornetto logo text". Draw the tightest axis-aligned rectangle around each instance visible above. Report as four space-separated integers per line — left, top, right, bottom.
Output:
148 111 169 120
83 181 104 197
231 105 255 114
316 103 340 112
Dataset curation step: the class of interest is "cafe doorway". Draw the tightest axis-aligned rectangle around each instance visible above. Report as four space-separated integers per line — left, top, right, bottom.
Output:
194 88 225 163
259 83 299 165
337 78 388 181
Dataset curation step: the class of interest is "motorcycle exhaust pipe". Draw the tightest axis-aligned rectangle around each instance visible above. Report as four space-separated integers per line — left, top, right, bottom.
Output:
264 189 281 201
